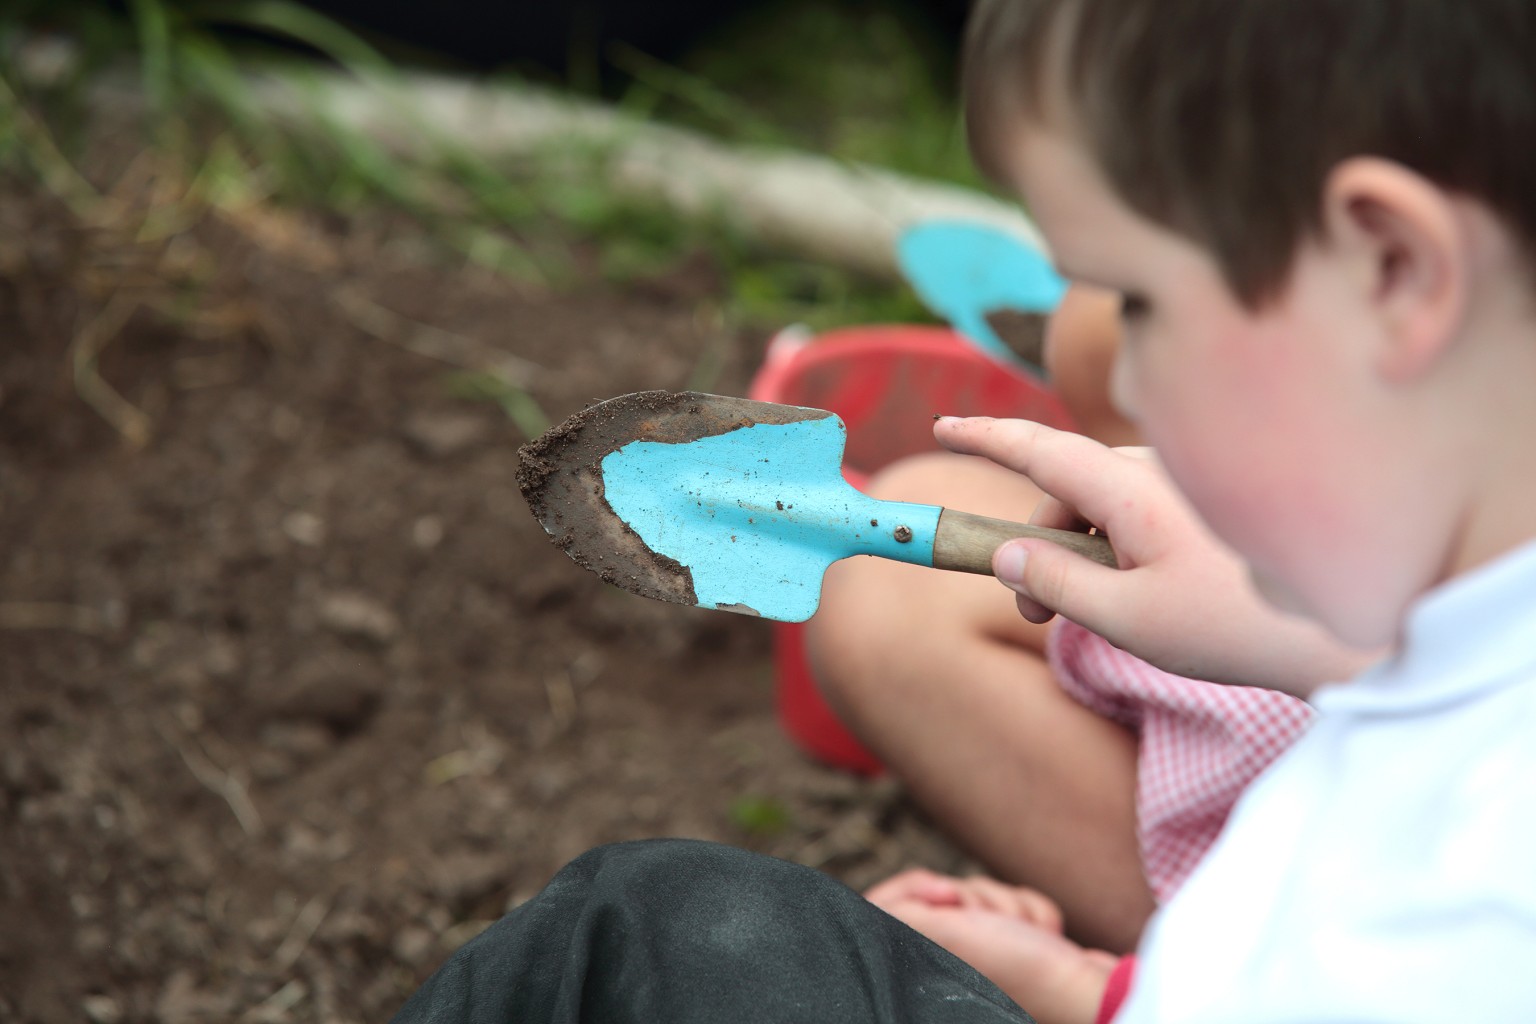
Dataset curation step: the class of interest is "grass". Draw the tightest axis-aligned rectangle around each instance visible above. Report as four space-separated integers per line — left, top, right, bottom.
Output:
729 794 795 837
661 0 980 187
442 371 551 441
1 1 974 435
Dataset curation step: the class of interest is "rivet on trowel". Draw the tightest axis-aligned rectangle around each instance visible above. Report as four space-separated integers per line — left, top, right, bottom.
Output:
893 526 913 543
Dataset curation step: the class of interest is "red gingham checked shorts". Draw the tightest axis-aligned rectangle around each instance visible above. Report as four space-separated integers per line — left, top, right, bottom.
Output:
1048 619 1318 902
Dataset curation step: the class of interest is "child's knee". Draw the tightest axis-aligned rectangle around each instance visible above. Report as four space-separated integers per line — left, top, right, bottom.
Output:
1043 285 1139 448
859 452 972 503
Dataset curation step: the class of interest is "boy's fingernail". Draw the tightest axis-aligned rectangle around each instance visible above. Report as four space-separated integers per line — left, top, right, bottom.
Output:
994 543 1028 584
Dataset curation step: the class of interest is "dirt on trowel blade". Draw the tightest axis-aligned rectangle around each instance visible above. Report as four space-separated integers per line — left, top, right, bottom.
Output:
516 390 832 609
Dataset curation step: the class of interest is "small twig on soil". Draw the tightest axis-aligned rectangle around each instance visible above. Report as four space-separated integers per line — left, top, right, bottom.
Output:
242 979 308 1023
423 745 502 785
545 671 578 733
335 285 552 437
204 885 232 931
440 918 496 951
425 750 478 785
215 201 339 273
272 893 330 972
684 304 731 394
333 285 544 387
70 291 153 449
0 75 125 226
0 601 106 634
155 718 264 837
424 722 505 784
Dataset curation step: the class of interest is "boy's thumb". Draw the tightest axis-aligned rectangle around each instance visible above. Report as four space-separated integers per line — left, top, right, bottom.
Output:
993 539 1108 624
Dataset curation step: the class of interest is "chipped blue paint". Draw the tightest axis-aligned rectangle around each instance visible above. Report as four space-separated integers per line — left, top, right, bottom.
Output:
897 220 1068 366
601 416 941 622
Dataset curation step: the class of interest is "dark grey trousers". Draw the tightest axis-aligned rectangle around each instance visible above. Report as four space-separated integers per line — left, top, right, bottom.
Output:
391 838 1036 1024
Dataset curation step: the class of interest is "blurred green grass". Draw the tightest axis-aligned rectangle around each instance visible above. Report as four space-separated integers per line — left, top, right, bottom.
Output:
656 0 980 187
2 1 971 335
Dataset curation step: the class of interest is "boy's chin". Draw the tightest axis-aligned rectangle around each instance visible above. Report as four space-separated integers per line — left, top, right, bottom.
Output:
1248 568 1340 636
1249 567 1310 617
1249 567 1389 652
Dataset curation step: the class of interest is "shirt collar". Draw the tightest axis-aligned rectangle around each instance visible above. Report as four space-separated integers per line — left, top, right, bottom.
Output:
1313 538 1536 716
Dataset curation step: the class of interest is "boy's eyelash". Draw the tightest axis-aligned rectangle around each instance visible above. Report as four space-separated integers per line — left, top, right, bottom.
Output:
1119 293 1150 320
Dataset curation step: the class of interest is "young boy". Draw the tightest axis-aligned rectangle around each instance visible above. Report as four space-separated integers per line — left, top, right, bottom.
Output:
393 2 1536 1021
810 281 1339 957
943 0 1536 1018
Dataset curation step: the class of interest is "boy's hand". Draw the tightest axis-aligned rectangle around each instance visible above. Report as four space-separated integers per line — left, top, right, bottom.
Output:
934 417 1378 695
865 869 1115 1024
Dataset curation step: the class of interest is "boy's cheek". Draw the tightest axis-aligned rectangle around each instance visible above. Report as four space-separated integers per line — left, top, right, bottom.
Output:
1216 497 1402 649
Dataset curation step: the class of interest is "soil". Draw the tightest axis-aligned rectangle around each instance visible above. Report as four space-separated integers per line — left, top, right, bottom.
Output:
0 184 973 1022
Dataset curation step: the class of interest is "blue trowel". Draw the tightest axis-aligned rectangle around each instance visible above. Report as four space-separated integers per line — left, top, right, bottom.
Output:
896 220 1069 367
518 390 1115 622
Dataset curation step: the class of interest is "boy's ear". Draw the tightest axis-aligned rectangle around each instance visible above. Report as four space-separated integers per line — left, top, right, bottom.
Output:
1320 158 1469 382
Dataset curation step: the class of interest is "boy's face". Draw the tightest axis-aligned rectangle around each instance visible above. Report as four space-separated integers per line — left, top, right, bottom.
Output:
1001 125 1421 647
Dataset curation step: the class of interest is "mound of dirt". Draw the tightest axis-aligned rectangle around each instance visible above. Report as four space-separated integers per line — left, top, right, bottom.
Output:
0 186 970 1022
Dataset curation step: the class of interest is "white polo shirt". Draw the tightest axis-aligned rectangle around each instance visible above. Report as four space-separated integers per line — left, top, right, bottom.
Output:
1119 540 1536 1022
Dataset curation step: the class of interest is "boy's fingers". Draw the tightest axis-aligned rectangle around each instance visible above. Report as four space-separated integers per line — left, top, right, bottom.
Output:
994 538 1125 628
1028 493 1094 535
935 417 1141 534
1014 590 1057 626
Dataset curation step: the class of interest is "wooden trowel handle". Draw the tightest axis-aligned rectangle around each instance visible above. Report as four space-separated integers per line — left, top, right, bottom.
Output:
933 509 1118 573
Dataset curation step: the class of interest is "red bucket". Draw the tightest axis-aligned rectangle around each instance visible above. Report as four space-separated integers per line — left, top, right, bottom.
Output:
747 324 1076 774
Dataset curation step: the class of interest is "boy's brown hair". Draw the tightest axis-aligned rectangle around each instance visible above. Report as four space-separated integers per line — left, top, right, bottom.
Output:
963 0 1536 306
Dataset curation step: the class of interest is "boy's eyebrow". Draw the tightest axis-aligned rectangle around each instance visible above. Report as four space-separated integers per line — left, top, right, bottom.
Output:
1048 255 1120 291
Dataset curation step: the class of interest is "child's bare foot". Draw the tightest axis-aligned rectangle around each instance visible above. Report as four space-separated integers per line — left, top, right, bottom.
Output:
866 869 1118 1024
